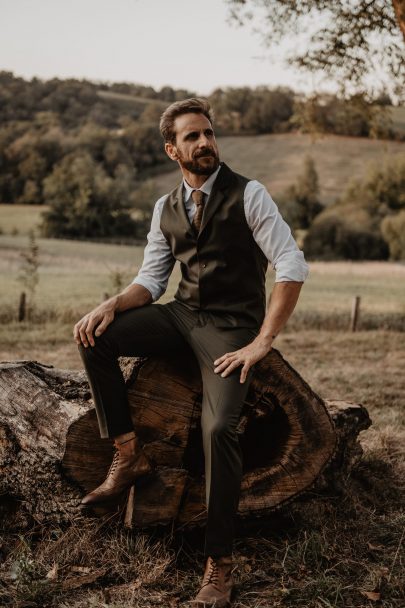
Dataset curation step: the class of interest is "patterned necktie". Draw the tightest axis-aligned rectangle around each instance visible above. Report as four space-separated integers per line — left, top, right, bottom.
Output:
191 189 205 233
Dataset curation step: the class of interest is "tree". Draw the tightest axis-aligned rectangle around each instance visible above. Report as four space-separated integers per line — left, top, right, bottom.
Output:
41 151 137 239
278 155 324 230
303 154 405 259
242 87 294 133
338 154 405 218
226 1 405 102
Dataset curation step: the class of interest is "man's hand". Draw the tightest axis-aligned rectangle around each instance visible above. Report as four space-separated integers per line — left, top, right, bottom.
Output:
214 280 304 382
73 284 153 348
213 336 272 384
73 296 118 348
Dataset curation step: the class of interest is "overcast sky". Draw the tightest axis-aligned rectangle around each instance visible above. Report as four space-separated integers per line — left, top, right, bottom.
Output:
1 0 339 95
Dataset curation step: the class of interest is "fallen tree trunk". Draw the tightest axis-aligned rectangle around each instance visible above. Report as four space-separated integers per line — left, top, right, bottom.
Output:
0 349 371 529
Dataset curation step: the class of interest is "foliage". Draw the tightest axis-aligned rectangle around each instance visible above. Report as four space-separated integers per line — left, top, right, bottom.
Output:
303 153 405 259
41 152 138 239
0 71 402 223
226 0 405 102
210 85 295 134
339 154 405 219
278 155 324 231
303 214 389 260
291 92 397 139
381 210 405 259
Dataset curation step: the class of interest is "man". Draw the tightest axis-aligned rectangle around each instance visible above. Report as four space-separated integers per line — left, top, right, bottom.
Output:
73 98 309 607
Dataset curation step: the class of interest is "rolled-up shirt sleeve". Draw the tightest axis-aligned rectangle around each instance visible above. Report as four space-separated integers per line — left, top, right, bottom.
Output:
244 180 309 282
131 195 176 301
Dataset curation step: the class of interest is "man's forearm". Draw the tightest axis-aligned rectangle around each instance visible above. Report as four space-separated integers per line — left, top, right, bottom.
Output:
115 283 153 312
257 281 303 347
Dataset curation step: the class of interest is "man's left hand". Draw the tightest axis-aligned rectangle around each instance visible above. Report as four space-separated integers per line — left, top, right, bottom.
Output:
213 336 272 384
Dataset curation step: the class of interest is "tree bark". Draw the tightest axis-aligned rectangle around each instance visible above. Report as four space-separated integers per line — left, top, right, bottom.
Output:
0 350 371 529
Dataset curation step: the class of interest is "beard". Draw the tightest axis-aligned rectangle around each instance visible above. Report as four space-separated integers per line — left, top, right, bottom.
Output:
178 148 220 175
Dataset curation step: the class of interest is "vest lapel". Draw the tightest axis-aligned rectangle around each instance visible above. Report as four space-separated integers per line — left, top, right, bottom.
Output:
172 181 196 238
199 163 231 236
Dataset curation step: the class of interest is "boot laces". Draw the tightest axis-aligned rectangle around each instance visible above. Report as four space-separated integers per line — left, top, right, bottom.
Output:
202 558 220 587
106 449 120 478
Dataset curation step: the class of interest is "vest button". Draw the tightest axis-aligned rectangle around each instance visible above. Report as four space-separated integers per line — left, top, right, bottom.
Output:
201 263 207 268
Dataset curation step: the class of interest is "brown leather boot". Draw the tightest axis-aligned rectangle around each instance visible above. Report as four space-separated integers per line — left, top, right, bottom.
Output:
80 436 153 506
192 555 235 607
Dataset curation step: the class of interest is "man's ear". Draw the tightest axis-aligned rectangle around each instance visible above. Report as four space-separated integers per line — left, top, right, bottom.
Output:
165 142 179 161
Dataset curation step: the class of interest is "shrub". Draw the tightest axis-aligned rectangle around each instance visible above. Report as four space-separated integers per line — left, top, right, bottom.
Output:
303 215 389 260
381 210 405 260
278 155 324 231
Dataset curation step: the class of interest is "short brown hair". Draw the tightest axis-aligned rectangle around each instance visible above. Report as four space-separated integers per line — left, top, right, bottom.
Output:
159 97 214 144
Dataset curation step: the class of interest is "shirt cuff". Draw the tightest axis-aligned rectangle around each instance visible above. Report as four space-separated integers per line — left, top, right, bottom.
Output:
274 251 310 282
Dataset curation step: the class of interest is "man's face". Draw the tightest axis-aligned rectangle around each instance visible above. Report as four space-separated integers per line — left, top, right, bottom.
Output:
165 113 220 176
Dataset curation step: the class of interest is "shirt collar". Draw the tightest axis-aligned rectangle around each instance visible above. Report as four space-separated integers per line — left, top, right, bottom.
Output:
182 164 222 202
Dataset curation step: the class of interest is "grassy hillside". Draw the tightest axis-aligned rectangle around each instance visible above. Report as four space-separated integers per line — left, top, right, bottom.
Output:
154 133 405 205
96 90 167 112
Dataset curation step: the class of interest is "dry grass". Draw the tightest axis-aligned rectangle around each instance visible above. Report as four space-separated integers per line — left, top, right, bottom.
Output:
1 235 405 332
154 133 405 205
0 331 404 607
1 228 404 606
0 204 48 236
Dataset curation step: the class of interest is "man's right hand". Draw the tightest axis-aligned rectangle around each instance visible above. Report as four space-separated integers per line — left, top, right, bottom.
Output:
73 296 118 348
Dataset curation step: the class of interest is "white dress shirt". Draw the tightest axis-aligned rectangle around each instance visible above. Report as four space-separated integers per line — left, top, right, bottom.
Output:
132 166 309 302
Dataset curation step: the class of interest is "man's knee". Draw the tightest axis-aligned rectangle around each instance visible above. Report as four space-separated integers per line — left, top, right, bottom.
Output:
202 417 237 442
77 329 116 363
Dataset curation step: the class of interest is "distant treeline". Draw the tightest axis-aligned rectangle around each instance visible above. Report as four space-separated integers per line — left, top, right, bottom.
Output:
0 71 403 249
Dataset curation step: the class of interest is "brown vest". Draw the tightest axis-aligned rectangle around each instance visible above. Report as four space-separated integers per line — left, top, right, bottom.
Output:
160 162 268 328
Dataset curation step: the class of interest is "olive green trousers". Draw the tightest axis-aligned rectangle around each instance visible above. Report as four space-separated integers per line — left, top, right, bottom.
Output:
79 299 259 558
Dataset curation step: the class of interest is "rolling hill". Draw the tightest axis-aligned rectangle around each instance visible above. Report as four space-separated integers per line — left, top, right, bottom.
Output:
153 132 405 205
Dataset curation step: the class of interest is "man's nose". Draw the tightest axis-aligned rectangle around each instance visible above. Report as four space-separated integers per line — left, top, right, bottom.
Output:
198 133 211 147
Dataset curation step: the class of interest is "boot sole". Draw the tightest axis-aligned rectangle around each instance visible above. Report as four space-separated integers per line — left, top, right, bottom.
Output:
80 467 155 507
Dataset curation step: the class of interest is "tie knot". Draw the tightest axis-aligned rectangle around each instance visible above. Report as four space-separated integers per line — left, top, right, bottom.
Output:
191 189 204 206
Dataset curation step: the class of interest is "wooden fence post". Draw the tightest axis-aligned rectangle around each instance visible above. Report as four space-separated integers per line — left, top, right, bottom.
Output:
350 296 361 332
